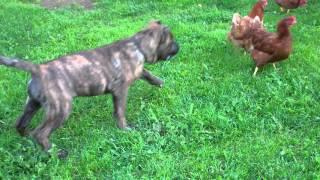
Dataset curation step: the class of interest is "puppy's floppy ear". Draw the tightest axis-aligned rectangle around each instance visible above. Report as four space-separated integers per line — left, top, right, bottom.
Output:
140 21 165 62
148 20 162 29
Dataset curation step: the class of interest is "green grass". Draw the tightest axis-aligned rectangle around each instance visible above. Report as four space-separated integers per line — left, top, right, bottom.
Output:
0 0 320 178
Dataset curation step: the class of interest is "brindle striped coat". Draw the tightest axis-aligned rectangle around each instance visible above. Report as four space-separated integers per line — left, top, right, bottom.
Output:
0 21 179 151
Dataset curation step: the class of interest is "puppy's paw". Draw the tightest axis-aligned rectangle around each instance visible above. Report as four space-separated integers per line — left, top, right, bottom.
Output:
158 82 164 88
57 149 69 159
118 123 135 131
16 127 30 137
123 126 133 131
154 79 164 88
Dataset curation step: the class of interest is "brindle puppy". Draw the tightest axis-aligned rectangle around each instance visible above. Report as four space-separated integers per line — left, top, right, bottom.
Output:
0 21 179 150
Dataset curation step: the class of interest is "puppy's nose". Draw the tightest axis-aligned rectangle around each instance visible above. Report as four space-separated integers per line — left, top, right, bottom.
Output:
172 42 179 53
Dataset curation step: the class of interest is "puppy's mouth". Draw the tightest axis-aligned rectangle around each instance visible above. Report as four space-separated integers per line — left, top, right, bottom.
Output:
165 42 179 60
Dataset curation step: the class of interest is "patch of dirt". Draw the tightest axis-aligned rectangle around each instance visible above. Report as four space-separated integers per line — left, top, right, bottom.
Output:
41 0 93 9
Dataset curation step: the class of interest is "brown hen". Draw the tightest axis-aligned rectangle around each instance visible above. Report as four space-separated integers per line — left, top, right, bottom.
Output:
275 0 307 13
228 0 267 51
250 16 297 76
249 0 268 23
228 14 260 51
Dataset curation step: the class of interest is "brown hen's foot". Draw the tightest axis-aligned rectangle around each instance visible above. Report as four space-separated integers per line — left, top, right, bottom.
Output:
253 67 259 77
280 7 285 12
287 9 290 14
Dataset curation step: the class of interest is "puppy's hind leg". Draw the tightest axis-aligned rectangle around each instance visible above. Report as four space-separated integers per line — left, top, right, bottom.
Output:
141 69 164 87
32 100 72 151
16 97 41 136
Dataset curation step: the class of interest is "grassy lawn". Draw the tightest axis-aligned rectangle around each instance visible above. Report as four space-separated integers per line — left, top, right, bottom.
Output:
0 0 320 178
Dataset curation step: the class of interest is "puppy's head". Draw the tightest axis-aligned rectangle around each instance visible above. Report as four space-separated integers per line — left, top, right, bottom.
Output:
138 21 179 63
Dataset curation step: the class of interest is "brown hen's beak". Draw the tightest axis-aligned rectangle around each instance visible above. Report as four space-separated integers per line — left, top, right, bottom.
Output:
292 17 297 25
263 0 268 8
289 16 297 25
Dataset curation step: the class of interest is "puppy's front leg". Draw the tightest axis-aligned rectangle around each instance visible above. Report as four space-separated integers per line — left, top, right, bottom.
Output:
141 69 164 87
112 87 129 129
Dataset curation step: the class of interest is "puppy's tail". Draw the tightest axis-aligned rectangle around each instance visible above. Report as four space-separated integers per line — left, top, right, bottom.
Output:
0 55 39 75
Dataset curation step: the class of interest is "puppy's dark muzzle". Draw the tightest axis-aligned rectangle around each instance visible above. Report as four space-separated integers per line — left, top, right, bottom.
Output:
165 42 179 60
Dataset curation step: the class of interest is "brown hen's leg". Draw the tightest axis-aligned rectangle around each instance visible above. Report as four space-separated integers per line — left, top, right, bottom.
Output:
287 9 290 13
280 7 285 12
273 63 277 70
253 67 259 77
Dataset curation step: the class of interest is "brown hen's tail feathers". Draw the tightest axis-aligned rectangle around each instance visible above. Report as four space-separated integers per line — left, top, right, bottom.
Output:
0 55 39 74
